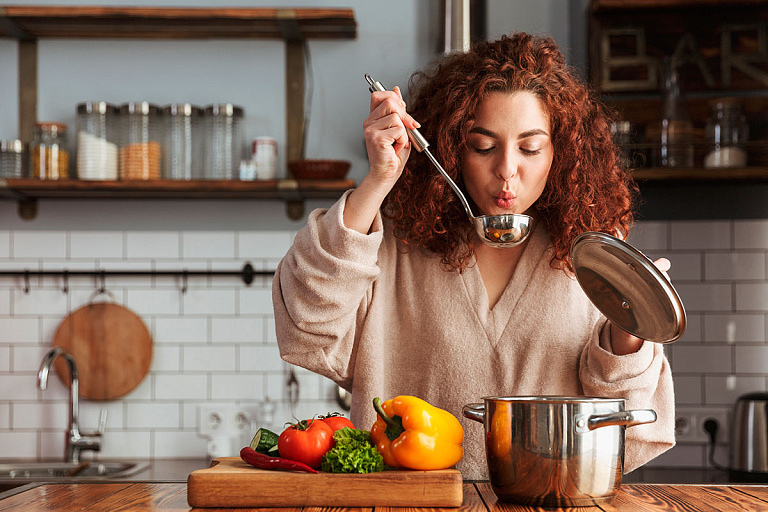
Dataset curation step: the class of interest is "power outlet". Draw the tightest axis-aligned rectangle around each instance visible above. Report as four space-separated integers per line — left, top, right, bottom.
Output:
199 404 228 436
675 407 729 444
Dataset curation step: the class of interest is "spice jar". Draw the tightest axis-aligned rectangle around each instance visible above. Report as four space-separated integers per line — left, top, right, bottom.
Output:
163 103 203 180
30 122 70 179
704 98 749 168
203 104 244 180
0 139 25 178
119 101 162 180
251 136 277 180
77 101 119 180
646 57 694 168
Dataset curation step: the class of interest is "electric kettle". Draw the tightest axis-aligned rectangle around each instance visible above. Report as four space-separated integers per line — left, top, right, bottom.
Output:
731 392 768 481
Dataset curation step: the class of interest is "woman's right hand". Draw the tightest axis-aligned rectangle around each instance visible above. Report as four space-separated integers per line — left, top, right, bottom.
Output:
343 85 421 234
362 85 421 193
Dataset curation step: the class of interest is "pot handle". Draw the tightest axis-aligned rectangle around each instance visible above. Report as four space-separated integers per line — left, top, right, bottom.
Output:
462 403 485 423
575 409 657 433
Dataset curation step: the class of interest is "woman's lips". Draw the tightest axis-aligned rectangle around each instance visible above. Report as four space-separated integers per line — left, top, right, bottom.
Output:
494 191 516 209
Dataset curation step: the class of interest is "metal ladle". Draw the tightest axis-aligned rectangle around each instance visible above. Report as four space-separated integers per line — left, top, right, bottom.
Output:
365 74 533 248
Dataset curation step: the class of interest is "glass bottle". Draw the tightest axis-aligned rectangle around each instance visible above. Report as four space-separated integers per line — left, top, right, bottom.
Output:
163 103 203 180
203 104 244 180
0 139 25 178
704 98 749 168
119 101 162 180
647 57 694 168
76 101 119 180
29 122 70 179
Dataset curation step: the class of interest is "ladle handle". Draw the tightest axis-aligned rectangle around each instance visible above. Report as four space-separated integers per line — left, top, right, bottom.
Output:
364 73 476 219
365 74 429 153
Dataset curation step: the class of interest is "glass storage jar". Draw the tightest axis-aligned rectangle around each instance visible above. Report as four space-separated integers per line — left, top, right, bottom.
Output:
704 98 749 168
30 122 70 179
76 101 119 180
203 104 244 180
0 139 25 178
119 101 162 180
163 103 203 180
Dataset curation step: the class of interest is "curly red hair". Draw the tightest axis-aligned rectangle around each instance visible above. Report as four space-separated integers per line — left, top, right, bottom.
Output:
382 33 637 273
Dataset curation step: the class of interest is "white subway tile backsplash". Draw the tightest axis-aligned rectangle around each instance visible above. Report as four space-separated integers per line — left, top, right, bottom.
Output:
126 402 180 429
151 345 181 372
13 402 69 429
126 232 180 259
677 313 702 344
0 375 40 399
660 252 701 282
0 231 9 258
182 289 236 316
671 221 732 250
704 314 765 343
155 374 207 400
0 289 10 315
705 375 766 405
238 231 292 260
705 252 766 281
70 231 124 259
212 317 265 343
80 402 124 431
183 345 236 372
1 432 37 458
674 283 732 312
735 220 768 249
154 317 208 344
735 345 768 373
12 345 49 372
0 318 40 344
239 345 283 372
736 283 768 311
0 403 8 428
0 347 9 372
182 232 236 259
100 430 151 459
125 288 181 316
672 375 702 404
629 221 668 251
154 430 207 458
12 288 68 317
13 231 67 259
211 374 265 400
240 288 274 316
669 345 732 373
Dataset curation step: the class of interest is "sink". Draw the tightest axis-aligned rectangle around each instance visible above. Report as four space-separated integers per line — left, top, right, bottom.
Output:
0 461 150 480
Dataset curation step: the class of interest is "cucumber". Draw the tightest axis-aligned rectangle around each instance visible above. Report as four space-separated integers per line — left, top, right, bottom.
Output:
250 428 280 454
266 444 280 457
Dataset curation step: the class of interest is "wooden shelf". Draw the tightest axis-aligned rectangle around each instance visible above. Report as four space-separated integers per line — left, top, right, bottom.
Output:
0 6 357 40
0 178 356 220
632 167 768 180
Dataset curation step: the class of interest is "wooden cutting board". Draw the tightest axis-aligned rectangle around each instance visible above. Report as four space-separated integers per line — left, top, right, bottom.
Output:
186 457 464 508
52 302 152 400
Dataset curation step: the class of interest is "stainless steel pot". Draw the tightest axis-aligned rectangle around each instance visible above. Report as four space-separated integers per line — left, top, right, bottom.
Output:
731 392 768 480
463 396 657 507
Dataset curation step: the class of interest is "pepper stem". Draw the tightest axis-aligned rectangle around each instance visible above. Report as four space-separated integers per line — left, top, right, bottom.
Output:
373 397 405 440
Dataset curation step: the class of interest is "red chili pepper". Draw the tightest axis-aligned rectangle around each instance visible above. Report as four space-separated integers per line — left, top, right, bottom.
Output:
239 446 318 474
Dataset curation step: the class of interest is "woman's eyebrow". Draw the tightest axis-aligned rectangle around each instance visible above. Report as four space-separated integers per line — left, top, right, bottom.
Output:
468 127 550 139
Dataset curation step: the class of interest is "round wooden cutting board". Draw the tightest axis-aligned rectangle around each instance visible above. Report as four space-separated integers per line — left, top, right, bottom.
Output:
52 302 152 400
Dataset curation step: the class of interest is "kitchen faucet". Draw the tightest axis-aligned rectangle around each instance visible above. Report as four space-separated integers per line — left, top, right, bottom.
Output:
38 347 107 464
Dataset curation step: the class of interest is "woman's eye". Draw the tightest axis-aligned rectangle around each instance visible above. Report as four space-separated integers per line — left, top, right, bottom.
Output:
473 146 493 155
521 147 541 156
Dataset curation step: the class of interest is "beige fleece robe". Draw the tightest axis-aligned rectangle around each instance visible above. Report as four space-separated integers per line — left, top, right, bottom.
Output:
273 191 675 480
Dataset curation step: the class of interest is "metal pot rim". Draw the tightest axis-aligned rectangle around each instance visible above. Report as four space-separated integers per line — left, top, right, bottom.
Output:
481 395 625 404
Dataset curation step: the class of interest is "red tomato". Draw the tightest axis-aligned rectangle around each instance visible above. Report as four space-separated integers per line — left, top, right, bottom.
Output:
321 414 355 432
277 419 334 469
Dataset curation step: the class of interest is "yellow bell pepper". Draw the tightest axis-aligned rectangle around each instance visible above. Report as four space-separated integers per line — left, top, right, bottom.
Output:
371 395 464 470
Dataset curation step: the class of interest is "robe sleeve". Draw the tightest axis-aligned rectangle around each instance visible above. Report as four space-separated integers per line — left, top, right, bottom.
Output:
272 191 383 388
579 322 676 473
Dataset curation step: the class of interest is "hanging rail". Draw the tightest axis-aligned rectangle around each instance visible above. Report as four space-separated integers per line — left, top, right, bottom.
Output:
0 263 272 293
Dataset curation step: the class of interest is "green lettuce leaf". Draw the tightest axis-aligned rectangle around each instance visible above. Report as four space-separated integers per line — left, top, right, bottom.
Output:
321 427 384 474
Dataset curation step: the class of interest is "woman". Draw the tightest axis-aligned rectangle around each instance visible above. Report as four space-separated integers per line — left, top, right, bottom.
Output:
273 33 674 479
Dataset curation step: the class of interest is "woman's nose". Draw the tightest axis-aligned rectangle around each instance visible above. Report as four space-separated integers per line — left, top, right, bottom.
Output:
496 152 517 181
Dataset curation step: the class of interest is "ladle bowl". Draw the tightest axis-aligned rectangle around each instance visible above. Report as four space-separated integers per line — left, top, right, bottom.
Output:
365 74 533 248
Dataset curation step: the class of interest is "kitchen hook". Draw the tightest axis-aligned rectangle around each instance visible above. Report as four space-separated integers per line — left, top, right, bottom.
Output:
287 367 299 417
98 270 106 294
62 270 69 294
181 270 188 295
23 270 30 294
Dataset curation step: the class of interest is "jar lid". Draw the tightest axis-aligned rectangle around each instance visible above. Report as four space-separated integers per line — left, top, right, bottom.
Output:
77 101 118 115
162 103 202 116
35 122 68 132
204 104 244 117
0 139 24 153
119 101 160 115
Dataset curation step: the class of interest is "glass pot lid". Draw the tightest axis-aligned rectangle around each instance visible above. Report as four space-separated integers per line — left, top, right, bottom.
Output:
570 232 686 343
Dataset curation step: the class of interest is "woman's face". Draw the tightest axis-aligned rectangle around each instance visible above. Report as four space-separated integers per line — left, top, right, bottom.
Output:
462 90 553 217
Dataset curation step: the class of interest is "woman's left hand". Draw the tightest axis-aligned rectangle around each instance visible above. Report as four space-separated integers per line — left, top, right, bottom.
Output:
609 257 671 355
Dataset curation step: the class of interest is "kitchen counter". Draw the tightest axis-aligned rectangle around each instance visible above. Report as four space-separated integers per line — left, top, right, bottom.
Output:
1 481 767 511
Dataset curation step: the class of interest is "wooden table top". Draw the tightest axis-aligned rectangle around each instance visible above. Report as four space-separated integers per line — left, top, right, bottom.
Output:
1 481 768 511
